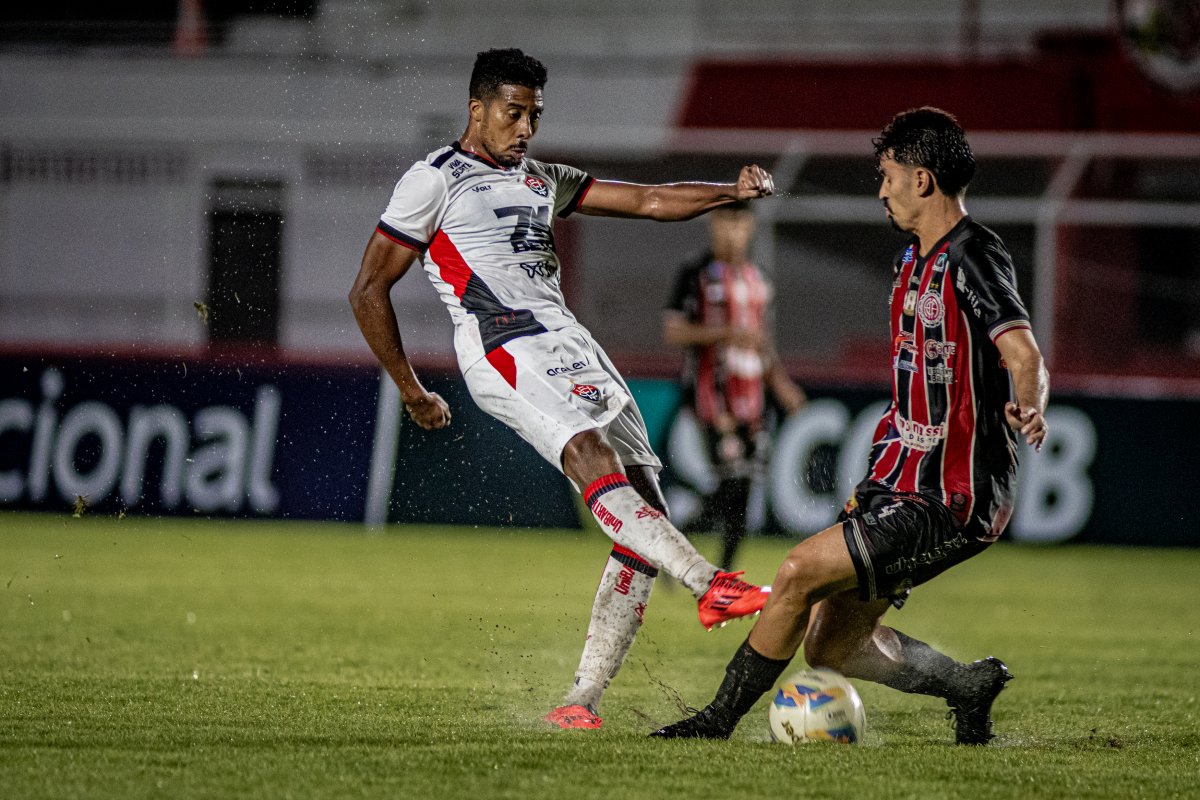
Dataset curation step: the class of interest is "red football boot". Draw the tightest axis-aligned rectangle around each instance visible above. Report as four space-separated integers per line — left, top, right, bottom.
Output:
543 704 603 730
697 571 771 631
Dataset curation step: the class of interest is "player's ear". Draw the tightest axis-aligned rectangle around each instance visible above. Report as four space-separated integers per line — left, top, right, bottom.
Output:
916 168 938 198
468 98 485 123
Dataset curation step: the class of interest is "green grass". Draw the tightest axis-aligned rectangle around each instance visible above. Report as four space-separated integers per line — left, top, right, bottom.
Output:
1 512 1197 799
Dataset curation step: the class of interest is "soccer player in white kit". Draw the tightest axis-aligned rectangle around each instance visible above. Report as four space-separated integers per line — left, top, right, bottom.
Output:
349 48 776 730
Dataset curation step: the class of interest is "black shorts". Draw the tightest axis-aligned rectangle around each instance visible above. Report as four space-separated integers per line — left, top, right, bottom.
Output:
840 482 992 609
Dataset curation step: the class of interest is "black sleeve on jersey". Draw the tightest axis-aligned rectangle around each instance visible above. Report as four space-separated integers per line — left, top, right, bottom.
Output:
956 235 1030 340
666 253 710 318
557 175 595 218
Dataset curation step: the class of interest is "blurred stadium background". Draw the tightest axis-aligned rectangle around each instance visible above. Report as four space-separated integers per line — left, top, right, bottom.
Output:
1 0 1197 546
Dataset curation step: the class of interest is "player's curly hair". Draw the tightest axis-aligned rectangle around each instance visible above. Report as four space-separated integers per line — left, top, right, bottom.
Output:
873 107 976 197
469 48 548 102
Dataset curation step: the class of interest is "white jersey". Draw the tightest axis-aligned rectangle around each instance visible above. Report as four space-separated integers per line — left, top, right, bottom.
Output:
378 142 595 371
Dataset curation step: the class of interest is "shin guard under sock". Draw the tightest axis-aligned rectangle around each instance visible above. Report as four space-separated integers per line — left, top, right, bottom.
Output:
881 630 973 700
583 473 716 596
710 638 792 725
563 546 656 712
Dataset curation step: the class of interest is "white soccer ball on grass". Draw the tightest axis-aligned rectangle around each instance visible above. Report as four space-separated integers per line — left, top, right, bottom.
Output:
768 668 866 744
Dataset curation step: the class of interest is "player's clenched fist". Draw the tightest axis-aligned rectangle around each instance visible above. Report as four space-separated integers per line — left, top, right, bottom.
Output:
405 391 452 430
736 165 775 200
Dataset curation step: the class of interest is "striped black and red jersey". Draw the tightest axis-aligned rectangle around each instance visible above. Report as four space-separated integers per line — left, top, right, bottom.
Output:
865 216 1030 539
666 253 771 428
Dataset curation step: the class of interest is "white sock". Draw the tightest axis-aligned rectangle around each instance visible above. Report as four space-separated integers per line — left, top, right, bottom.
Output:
563 546 656 713
583 473 718 597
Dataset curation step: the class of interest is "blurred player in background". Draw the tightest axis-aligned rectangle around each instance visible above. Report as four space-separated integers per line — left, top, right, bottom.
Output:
653 107 1049 745
663 200 806 569
349 48 775 731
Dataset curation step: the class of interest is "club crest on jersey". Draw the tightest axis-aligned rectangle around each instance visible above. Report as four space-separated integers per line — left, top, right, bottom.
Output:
572 383 601 403
917 291 944 326
525 175 550 197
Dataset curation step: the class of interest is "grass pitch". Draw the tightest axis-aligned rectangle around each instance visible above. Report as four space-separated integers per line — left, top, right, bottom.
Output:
1 512 1197 799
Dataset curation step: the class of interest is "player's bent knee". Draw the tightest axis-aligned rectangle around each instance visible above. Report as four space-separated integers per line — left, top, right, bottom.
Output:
769 555 817 609
561 429 623 485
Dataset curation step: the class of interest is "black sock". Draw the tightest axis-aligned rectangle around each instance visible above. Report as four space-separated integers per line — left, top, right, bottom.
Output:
711 638 792 722
882 631 971 700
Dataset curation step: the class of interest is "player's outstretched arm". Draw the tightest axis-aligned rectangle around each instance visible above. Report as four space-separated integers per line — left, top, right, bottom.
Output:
996 327 1048 451
579 165 775 221
349 231 451 430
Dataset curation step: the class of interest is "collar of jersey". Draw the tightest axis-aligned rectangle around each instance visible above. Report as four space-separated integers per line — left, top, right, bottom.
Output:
451 141 514 171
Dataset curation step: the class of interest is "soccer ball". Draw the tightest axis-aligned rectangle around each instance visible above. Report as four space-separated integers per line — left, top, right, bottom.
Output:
768 669 866 744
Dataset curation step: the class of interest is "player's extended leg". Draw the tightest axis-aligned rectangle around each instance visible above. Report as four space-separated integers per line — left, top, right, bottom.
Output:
651 523 857 739
561 429 768 628
804 591 1013 745
716 477 752 570
548 466 665 728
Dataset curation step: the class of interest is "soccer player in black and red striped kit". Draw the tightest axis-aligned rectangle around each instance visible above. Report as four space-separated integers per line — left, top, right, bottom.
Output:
653 107 1050 745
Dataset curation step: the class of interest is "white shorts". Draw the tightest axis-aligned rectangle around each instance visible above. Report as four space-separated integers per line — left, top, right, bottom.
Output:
462 325 662 474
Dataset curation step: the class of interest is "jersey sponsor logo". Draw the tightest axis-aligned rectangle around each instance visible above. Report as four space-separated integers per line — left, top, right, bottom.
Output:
927 365 955 384
923 339 957 360
448 158 474 179
572 383 602 403
902 244 915 265
894 331 918 355
545 357 590 377
895 416 946 452
903 289 917 316
592 501 623 534
933 253 948 273
519 260 557 279
893 358 918 373
955 268 985 318
524 175 550 197
917 291 944 326
494 204 555 254
470 184 492 193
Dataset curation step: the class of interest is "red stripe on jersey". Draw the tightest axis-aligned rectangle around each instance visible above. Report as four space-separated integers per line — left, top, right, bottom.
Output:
942 288 978 523
990 320 1031 343
870 255 917 485
895 250 940 493
485 345 517 389
428 230 471 300
724 264 767 424
376 221 426 252
566 177 596 215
